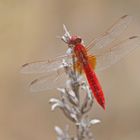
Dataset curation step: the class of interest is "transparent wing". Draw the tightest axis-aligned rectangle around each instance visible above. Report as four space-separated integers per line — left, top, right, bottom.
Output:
94 36 140 71
20 54 72 74
30 69 68 92
87 15 132 53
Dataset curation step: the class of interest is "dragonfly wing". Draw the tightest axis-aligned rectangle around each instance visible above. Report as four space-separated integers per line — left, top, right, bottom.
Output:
95 36 140 71
20 54 71 74
30 69 68 92
87 15 132 53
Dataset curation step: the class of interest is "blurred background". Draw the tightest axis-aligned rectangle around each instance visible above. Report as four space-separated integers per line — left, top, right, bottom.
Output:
0 0 140 140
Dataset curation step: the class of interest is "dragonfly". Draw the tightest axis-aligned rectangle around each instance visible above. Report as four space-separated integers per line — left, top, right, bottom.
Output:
21 15 140 110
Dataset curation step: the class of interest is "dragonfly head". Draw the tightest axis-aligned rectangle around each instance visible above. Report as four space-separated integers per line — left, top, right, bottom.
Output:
61 25 82 46
69 35 82 45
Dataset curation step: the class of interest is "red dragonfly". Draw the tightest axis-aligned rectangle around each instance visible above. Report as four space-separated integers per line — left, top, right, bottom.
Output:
21 15 139 110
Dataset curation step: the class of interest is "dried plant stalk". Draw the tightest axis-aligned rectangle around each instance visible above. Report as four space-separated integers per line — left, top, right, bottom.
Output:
49 60 100 140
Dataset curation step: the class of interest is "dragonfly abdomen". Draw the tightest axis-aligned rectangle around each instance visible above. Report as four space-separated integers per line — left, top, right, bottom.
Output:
83 63 105 109
74 44 105 109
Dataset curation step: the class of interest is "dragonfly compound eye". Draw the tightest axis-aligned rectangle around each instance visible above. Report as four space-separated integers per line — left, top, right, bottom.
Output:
70 35 82 45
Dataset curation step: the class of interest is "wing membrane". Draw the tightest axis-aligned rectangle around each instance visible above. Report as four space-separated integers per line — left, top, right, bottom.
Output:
20 54 71 74
95 36 140 71
87 15 132 53
30 69 68 92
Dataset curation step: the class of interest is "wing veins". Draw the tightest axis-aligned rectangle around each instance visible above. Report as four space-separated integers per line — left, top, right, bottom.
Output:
86 15 132 52
94 36 140 71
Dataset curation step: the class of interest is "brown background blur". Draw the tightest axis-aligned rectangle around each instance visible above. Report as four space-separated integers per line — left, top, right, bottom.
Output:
0 0 140 140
